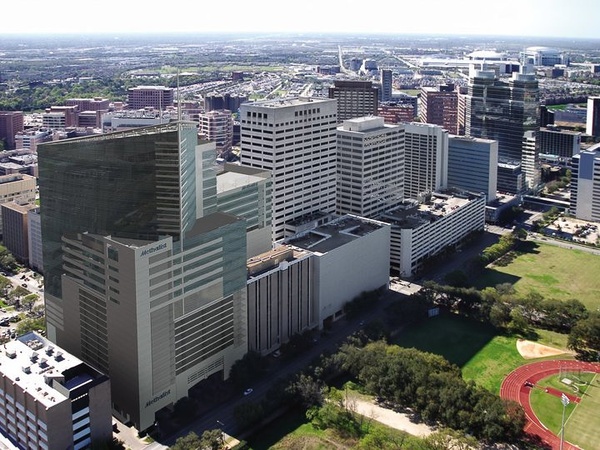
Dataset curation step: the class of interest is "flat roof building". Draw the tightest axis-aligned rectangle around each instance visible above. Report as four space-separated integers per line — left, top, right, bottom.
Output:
328 80 379 121
448 135 498 202
403 122 448 202
285 215 391 327
0 332 112 450
240 97 338 241
0 112 24 150
380 190 486 277
570 143 600 221
127 86 174 111
0 174 36 236
1 202 37 265
337 116 404 217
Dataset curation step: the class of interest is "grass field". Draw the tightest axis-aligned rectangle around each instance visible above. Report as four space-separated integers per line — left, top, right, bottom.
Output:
474 242 600 310
530 373 600 449
565 373 600 449
394 313 526 394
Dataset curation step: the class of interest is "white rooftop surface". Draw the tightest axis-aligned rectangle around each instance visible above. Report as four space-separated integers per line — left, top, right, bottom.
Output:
217 171 264 193
0 333 83 408
247 97 332 108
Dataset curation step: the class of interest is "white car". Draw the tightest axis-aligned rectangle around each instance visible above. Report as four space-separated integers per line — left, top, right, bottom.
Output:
243 388 253 396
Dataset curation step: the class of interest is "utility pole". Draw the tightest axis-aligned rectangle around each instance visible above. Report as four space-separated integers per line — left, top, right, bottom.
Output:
560 392 570 450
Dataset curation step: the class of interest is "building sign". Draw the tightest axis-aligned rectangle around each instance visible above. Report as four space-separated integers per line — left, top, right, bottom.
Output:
145 389 171 408
140 242 167 257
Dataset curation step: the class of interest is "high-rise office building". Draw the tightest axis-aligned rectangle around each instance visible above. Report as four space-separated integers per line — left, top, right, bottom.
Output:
240 97 337 240
570 144 600 221
465 68 539 189
199 109 234 157
328 81 378 121
38 122 249 431
336 116 404 217
0 111 24 150
127 86 174 110
403 122 448 202
522 130 541 191
419 85 459 134
447 136 498 202
1 201 37 264
538 126 581 159
380 69 393 102
586 96 600 137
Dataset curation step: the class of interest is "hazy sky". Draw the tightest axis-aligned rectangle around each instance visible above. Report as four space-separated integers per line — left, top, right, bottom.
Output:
2 0 599 39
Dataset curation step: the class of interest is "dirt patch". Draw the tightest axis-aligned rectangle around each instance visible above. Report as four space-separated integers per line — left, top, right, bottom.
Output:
516 339 570 359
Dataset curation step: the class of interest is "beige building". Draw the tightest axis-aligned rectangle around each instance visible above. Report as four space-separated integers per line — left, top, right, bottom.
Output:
0 332 112 450
0 174 36 235
1 202 37 264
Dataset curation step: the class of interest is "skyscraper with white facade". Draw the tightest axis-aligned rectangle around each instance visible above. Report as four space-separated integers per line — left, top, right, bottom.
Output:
38 122 249 432
337 116 404 217
403 122 448 202
586 96 600 138
570 143 600 221
240 97 338 240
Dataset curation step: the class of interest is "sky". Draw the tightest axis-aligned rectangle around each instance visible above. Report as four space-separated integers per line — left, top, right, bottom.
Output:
1 0 599 39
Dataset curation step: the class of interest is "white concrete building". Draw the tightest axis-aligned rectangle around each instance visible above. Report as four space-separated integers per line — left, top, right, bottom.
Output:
381 190 486 277
0 332 112 450
240 97 338 241
570 144 600 221
403 122 448 202
285 215 391 327
337 116 404 217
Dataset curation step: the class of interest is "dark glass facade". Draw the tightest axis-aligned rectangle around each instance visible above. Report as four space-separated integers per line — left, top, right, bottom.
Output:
38 123 199 298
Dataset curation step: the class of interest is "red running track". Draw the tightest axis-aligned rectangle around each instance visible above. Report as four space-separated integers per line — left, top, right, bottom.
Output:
500 359 600 450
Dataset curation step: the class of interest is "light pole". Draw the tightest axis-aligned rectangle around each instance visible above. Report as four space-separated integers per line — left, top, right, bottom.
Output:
560 393 570 450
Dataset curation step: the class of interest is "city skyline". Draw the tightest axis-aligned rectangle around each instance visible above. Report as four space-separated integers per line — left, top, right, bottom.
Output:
1 0 599 40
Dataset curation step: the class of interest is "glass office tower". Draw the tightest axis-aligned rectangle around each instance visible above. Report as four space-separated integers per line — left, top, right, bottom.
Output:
38 122 248 431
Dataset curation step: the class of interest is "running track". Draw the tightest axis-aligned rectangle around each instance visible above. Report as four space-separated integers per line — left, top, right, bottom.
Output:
500 360 600 450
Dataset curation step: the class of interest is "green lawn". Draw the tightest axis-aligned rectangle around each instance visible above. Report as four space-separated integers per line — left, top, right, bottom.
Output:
474 242 600 310
530 373 600 449
394 314 526 394
565 373 600 449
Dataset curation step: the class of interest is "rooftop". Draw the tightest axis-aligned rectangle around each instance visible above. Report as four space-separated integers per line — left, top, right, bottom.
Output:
286 215 386 254
382 190 483 229
0 332 105 408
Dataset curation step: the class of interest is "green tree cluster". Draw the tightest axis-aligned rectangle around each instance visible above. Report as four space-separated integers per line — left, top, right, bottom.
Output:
337 341 525 443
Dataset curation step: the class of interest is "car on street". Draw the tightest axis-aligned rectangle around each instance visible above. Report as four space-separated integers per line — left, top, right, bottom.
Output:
243 388 253 396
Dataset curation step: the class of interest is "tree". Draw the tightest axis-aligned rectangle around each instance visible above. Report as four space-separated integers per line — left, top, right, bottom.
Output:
200 429 224 450
16 317 45 336
443 270 469 288
568 312 600 358
289 373 325 407
228 350 267 390
0 247 17 273
170 431 202 450
22 293 39 312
